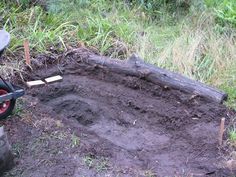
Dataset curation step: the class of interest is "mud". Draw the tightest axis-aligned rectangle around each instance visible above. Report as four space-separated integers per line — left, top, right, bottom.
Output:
3 49 235 176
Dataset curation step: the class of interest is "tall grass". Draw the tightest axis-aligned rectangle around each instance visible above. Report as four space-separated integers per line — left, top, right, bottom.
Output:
137 14 235 81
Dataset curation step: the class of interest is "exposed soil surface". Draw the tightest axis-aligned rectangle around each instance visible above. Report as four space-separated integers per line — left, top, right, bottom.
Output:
1 49 235 177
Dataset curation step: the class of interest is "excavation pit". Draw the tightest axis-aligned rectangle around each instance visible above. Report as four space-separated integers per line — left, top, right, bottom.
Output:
22 49 233 176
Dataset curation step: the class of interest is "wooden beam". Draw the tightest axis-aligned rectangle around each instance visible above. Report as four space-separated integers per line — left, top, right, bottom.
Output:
71 51 227 103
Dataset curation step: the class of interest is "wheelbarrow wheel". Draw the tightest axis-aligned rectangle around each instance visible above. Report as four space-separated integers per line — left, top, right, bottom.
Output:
0 82 16 120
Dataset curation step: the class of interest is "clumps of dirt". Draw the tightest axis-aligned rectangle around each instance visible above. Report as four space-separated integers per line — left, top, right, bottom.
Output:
4 48 236 176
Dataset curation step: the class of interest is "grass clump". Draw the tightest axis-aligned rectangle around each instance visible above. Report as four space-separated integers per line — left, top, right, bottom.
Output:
229 129 236 142
83 155 94 169
1 4 76 54
71 133 80 148
82 155 109 172
229 126 236 147
205 0 236 27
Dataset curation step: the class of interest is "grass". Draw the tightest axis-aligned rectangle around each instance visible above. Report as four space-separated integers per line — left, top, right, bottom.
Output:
12 98 24 116
0 1 235 109
82 155 109 172
83 155 94 169
71 133 80 148
229 125 236 147
229 129 236 142
11 142 24 158
144 170 156 177
95 157 109 172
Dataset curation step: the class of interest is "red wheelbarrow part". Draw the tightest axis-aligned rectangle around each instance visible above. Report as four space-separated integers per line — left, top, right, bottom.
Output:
0 89 10 114
0 83 16 120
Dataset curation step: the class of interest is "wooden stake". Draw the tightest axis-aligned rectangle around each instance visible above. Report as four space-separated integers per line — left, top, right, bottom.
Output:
219 117 225 146
23 39 31 66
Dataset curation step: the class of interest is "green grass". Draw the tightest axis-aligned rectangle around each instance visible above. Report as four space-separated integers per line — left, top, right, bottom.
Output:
205 0 236 27
144 170 156 177
71 133 80 148
0 0 235 109
95 157 109 172
11 142 24 158
82 155 109 172
229 129 236 142
229 126 236 148
12 98 24 116
83 155 94 169
219 64 236 109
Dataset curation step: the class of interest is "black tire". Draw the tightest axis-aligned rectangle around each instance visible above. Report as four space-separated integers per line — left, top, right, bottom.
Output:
0 81 16 120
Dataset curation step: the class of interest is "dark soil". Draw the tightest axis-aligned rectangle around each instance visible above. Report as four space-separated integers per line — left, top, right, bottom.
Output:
1 48 235 177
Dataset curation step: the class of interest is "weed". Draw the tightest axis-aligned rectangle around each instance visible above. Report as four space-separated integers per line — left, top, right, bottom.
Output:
11 142 24 157
96 157 109 172
219 63 236 110
144 170 156 177
71 133 80 148
50 131 69 140
29 131 70 156
30 134 50 151
229 128 236 145
83 155 94 169
82 155 109 172
12 98 24 116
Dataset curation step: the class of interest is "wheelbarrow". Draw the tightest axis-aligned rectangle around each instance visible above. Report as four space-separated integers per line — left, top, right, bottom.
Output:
0 30 25 120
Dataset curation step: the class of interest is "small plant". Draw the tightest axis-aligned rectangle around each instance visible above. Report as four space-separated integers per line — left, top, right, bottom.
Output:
83 155 94 168
12 98 24 116
96 157 109 172
71 133 80 148
229 128 236 143
144 170 156 177
11 142 24 157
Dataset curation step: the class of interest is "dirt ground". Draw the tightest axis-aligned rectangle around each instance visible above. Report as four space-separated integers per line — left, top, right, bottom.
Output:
1 49 235 177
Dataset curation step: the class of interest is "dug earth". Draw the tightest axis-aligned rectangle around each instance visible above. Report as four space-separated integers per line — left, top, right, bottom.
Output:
2 49 236 176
